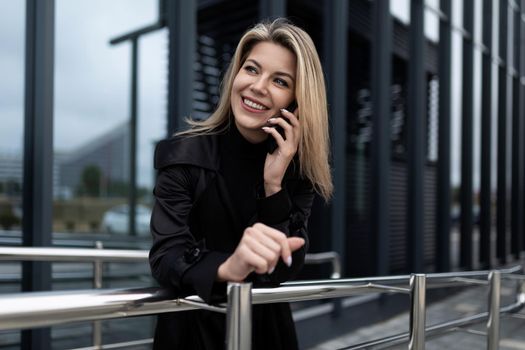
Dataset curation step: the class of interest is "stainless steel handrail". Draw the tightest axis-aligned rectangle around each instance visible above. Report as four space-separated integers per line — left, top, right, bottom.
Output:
1 246 524 349
0 280 413 331
302 251 341 279
345 297 525 349
0 271 523 326
0 245 342 349
0 246 341 278
0 246 149 262
0 272 523 349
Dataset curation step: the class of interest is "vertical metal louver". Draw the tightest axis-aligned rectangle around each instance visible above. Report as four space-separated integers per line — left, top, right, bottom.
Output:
194 0 259 119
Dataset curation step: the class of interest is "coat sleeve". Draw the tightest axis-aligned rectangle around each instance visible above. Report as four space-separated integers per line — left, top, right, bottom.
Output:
149 165 229 304
251 178 315 286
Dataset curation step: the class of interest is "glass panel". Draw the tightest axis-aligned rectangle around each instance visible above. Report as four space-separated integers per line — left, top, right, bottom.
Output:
473 0 483 47
52 0 161 347
427 76 439 162
0 2 25 347
137 29 166 232
391 0 410 24
451 0 463 29
425 0 440 10
450 29 463 232
425 4 440 162
0 1 25 239
425 7 440 42
53 0 162 240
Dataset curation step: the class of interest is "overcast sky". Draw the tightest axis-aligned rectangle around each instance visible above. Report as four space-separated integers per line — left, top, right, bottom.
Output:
0 0 166 188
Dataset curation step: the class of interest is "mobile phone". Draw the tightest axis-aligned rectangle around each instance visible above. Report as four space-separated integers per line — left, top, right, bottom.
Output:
267 101 297 154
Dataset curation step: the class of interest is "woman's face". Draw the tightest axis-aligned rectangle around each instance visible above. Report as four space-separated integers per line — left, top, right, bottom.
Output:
230 41 297 143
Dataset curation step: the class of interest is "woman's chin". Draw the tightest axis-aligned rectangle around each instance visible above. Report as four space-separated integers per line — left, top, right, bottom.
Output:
238 126 268 143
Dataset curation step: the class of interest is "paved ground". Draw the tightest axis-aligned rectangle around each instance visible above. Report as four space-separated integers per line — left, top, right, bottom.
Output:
309 278 525 350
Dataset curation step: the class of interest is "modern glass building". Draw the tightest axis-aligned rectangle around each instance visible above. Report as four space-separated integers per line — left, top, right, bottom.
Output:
0 0 524 348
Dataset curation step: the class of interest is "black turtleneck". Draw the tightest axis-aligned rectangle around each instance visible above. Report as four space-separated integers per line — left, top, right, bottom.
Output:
219 123 268 226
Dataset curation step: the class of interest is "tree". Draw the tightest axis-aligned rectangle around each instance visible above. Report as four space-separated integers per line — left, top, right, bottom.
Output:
79 165 102 197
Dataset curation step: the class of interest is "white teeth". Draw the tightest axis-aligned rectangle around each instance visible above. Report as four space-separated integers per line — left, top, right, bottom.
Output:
243 98 266 110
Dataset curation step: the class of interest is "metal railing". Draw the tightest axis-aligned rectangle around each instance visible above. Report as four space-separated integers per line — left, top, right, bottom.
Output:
0 246 524 350
0 245 341 280
0 245 341 349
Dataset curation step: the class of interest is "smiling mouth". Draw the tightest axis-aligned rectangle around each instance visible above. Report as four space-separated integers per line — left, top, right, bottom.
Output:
242 97 269 111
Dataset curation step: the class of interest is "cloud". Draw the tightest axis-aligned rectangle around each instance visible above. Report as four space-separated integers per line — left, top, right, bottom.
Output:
1 0 167 188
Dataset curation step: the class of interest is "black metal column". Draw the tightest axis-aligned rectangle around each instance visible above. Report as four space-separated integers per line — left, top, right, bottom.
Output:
22 0 54 349
480 0 494 268
323 0 348 275
511 2 523 258
437 0 452 272
167 0 196 136
460 0 475 270
497 0 509 264
128 38 138 237
521 1 525 253
407 0 426 273
371 0 392 276
259 0 286 20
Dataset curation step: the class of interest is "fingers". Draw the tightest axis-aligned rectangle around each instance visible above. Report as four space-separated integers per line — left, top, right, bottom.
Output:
261 125 286 150
288 237 306 252
265 113 296 134
239 246 270 274
280 107 299 127
279 237 305 266
226 223 306 280
262 108 300 153
251 223 305 268
243 228 281 273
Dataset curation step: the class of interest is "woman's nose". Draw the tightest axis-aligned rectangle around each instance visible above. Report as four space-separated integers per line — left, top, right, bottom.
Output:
250 77 268 95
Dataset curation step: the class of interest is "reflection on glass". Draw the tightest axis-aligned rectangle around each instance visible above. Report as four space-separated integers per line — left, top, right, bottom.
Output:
425 8 440 42
391 0 410 24
450 30 463 189
452 0 463 29
51 1 159 347
53 0 164 235
425 0 440 10
0 1 25 234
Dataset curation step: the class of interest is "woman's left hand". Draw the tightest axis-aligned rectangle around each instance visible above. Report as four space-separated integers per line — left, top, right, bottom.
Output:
262 108 300 196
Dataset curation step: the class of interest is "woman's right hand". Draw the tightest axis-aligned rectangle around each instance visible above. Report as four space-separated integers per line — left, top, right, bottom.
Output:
217 223 305 282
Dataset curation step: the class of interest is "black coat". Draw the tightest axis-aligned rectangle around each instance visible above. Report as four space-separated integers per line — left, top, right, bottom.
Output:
149 129 315 349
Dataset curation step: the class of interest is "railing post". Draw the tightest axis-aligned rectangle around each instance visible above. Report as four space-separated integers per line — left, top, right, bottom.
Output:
487 270 501 350
226 282 252 350
409 273 426 350
93 241 103 349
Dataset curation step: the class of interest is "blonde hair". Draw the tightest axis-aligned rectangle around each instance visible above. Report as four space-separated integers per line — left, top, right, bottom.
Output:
181 18 333 200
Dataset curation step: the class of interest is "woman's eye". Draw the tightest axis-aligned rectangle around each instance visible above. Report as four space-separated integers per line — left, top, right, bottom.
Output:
275 78 289 87
244 65 257 74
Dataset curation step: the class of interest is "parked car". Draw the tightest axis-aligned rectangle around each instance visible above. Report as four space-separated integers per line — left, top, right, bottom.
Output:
101 204 151 235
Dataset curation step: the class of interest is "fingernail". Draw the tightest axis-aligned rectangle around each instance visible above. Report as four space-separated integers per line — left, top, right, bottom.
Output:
262 126 271 131
269 266 275 274
280 108 289 113
286 256 292 267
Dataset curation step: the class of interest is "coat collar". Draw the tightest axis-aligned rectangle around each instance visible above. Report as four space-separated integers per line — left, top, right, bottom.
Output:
154 133 220 171
154 131 245 238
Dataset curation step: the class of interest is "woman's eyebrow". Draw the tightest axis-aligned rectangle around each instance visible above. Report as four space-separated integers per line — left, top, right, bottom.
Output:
245 58 295 81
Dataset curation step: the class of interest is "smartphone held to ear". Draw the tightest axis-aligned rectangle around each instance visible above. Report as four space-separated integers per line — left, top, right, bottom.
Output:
266 101 297 154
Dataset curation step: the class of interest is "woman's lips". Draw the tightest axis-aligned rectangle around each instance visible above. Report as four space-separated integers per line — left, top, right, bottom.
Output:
241 97 270 113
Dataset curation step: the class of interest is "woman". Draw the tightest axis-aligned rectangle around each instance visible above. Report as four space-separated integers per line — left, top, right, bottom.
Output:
150 18 332 349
